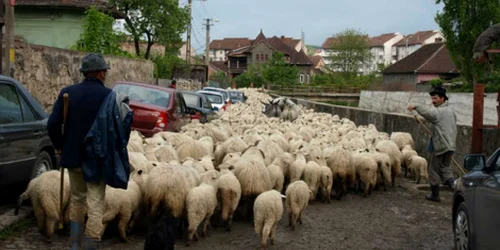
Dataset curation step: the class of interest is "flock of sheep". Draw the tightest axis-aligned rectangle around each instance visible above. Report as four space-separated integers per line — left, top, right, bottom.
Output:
16 88 429 249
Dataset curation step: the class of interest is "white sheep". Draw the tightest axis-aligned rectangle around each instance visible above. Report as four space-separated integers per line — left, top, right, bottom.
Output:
408 155 429 184
353 152 378 197
285 180 312 230
323 146 355 200
376 140 402 187
185 182 218 246
303 161 322 201
267 163 285 193
253 190 284 250
217 169 242 231
390 132 415 150
318 165 333 203
370 152 392 191
402 145 418 178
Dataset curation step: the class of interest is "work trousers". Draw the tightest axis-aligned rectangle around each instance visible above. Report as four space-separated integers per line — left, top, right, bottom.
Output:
67 168 106 240
428 151 454 186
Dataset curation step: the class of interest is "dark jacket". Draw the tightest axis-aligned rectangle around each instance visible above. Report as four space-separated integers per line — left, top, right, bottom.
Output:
82 91 133 189
47 77 111 168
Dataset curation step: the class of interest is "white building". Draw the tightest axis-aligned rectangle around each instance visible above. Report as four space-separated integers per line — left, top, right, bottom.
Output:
393 30 445 61
364 32 404 74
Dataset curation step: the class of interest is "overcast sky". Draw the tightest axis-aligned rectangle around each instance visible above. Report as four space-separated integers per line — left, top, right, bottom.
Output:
186 0 444 52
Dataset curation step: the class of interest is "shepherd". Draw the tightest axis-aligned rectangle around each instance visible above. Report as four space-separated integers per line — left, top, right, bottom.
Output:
47 53 133 250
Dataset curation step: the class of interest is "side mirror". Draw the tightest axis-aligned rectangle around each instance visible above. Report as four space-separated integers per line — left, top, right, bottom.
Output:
463 154 486 171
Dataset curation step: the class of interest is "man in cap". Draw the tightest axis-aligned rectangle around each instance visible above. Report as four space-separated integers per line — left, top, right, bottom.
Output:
47 53 112 249
408 86 457 202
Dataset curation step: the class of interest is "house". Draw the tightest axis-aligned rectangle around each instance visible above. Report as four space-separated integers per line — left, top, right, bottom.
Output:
393 30 445 61
309 55 325 70
15 0 124 49
383 43 459 85
318 37 338 68
208 36 306 62
221 30 314 84
365 32 403 74
209 38 252 62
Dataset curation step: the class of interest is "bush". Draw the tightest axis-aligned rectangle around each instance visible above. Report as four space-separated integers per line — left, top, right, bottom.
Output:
429 78 444 88
152 54 187 79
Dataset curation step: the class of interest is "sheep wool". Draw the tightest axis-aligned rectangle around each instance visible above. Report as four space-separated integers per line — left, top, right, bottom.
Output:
318 166 333 203
217 170 242 231
303 161 323 201
408 155 429 184
267 163 285 193
185 183 218 245
254 190 284 250
375 140 402 187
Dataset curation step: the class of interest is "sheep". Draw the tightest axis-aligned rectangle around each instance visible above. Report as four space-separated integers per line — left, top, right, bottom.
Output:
15 170 70 242
408 155 429 184
256 139 284 166
390 132 415 150
289 151 308 183
318 166 333 203
253 190 284 250
100 169 148 242
302 161 323 201
267 163 285 193
280 104 299 122
214 136 248 166
144 165 200 218
177 137 209 161
376 140 403 187
324 146 355 200
402 145 418 177
353 152 378 197
129 152 149 172
216 169 242 231
146 144 179 163
185 183 218 246
285 181 312 230
198 136 215 157
221 152 241 164
370 152 392 191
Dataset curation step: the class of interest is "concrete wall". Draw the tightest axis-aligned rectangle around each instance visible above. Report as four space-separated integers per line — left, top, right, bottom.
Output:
15 9 84 49
383 74 417 85
272 94 500 175
14 42 155 112
359 91 498 126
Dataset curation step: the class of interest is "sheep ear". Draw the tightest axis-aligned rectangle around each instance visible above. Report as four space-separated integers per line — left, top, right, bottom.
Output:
229 165 235 170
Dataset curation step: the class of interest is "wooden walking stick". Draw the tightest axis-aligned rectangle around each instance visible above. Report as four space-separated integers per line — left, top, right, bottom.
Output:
413 115 467 175
59 93 69 229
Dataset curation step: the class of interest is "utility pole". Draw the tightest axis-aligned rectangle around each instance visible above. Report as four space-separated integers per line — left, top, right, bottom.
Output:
0 1 5 74
204 18 217 83
185 0 192 63
3 0 13 76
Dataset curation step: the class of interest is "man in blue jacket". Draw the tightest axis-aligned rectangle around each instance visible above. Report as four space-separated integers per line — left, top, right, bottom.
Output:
48 53 111 250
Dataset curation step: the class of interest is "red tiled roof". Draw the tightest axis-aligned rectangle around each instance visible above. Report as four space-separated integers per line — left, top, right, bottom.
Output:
369 33 401 47
209 61 228 72
209 38 252 50
16 0 125 18
322 37 340 49
309 55 323 66
394 30 441 46
384 43 458 74
280 37 301 49
291 49 312 65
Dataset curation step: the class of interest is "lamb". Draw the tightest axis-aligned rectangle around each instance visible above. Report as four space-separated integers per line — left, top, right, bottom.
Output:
390 132 415 150
370 152 392 191
100 169 148 242
302 161 323 201
318 166 333 203
217 169 242 231
353 152 378 197
408 155 429 184
324 146 355 200
375 140 403 187
185 182 218 246
267 163 285 193
402 145 418 177
253 190 284 250
15 170 70 242
285 181 311 230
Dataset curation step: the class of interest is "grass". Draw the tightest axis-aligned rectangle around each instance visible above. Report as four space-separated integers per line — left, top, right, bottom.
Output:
0 218 34 241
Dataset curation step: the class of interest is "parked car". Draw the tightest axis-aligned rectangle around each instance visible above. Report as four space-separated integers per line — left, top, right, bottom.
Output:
202 87 231 105
197 90 227 112
0 75 59 186
228 90 247 104
113 81 192 137
177 90 217 123
452 147 500 250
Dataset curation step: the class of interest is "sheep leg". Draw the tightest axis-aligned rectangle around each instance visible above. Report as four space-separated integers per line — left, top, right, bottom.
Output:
32 199 45 235
363 182 370 197
226 213 234 232
202 214 212 237
270 222 277 245
118 214 132 243
100 222 109 239
45 217 57 243
127 209 141 235
298 211 304 225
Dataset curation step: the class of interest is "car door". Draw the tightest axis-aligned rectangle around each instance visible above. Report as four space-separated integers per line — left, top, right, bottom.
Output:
473 150 500 250
0 81 42 184
177 92 191 129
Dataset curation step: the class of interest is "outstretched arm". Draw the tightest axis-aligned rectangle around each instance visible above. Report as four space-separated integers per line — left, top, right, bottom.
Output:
408 105 438 124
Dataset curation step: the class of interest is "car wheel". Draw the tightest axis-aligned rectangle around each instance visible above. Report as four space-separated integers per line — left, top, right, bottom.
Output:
31 151 53 179
454 202 471 250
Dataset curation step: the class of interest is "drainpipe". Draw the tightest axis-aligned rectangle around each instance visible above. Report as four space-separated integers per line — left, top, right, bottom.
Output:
472 83 485 154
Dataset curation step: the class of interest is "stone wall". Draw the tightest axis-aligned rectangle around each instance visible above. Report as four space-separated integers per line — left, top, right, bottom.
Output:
359 90 498 126
13 42 155 112
271 94 500 176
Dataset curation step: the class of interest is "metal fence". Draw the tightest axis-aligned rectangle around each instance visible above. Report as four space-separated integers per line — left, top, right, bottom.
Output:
268 85 361 93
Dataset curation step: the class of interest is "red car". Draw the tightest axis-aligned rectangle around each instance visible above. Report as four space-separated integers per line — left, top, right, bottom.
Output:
113 81 192 137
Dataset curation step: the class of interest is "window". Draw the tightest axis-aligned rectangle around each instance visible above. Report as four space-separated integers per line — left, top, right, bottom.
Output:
265 54 268 61
176 93 183 114
183 94 200 107
306 74 310 84
19 94 36 122
299 74 305 84
260 54 264 61
0 84 22 124
113 84 171 108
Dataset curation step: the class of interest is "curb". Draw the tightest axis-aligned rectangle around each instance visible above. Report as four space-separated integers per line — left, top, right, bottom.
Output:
0 206 33 232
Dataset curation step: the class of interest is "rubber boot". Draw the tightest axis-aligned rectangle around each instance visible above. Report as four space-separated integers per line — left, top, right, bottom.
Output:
69 221 84 250
82 236 99 250
425 185 440 202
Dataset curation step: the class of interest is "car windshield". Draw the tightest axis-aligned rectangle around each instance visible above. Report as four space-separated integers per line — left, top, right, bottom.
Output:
113 84 171 108
204 94 223 104
183 93 200 107
229 92 244 99
206 88 228 100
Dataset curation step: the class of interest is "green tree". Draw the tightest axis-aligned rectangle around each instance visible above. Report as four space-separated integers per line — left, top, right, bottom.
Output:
234 65 265 88
152 53 187 79
328 29 372 80
435 0 500 82
311 74 333 85
262 52 300 85
74 6 126 56
109 0 189 59
211 71 232 88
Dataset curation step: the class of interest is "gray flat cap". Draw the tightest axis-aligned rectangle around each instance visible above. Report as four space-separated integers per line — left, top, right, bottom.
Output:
79 53 111 73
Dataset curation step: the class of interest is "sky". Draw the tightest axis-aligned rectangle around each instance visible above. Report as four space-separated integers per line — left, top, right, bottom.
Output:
184 0 445 53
